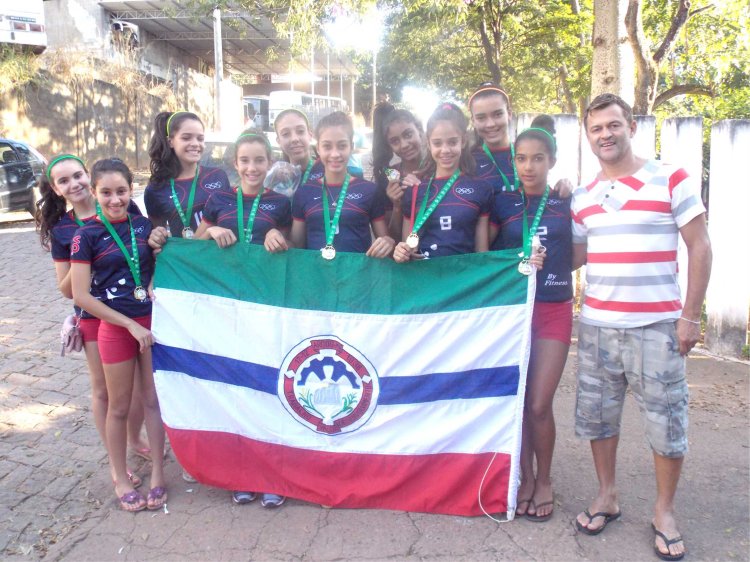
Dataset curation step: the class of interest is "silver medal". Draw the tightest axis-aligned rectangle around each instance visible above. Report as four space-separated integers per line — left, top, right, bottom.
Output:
321 245 336 260
134 286 148 301
182 227 194 239
406 232 419 249
518 260 533 276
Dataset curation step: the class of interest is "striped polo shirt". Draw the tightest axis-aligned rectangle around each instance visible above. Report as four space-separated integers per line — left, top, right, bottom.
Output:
571 160 705 328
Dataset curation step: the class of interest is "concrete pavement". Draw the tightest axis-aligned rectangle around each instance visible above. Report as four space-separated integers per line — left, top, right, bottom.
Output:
1 217 748 561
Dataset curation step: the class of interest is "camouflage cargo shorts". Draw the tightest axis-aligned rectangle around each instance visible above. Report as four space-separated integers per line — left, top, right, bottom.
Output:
575 321 688 457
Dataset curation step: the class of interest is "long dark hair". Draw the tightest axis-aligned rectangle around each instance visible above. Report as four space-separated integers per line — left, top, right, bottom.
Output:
424 103 476 177
35 155 89 251
147 111 203 187
373 108 425 187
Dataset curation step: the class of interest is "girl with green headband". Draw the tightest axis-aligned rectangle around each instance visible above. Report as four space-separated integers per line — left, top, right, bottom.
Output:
489 115 576 523
35 155 151 489
193 130 291 256
144 111 232 240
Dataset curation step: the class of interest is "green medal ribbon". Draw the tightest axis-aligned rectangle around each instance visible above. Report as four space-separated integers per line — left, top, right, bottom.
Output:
73 202 102 227
521 184 550 259
236 187 263 244
300 159 314 187
321 174 351 247
97 211 143 289
411 169 461 235
169 166 200 231
482 143 519 192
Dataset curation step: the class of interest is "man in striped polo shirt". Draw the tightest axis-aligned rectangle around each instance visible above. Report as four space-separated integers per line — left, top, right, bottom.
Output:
571 94 712 561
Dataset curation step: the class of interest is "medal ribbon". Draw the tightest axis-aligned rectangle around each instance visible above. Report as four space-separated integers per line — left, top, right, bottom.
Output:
73 202 102 226
411 169 461 235
169 166 200 230
236 187 263 244
97 211 142 288
482 143 519 191
521 184 550 259
321 174 351 247
300 159 314 187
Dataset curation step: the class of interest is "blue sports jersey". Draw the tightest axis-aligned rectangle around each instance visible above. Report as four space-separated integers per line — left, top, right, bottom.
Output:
202 188 292 244
473 147 517 194
490 191 573 302
70 214 154 318
50 202 142 318
402 174 493 258
144 166 231 237
292 176 385 253
301 160 325 187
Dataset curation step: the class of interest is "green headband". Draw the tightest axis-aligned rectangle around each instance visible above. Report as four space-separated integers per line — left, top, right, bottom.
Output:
166 111 190 136
236 133 272 151
46 154 85 181
519 127 557 153
274 108 310 130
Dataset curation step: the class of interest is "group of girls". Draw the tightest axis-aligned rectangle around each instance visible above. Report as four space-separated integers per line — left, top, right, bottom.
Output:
36 81 575 519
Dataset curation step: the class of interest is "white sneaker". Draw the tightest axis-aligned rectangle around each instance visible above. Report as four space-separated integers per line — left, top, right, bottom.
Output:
260 493 285 508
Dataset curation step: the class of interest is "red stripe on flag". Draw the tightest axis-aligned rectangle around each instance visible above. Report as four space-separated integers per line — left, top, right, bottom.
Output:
167 427 510 516
584 296 682 312
588 250 677 263
621 200 671 213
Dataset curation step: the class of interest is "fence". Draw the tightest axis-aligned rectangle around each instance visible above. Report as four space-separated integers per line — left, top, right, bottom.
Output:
516 113 749 358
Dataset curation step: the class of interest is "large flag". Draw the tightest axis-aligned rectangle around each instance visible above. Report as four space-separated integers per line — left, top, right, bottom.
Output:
152 240 534 517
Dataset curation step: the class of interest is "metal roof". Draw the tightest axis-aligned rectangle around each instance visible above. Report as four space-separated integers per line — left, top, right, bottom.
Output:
99 0 358 79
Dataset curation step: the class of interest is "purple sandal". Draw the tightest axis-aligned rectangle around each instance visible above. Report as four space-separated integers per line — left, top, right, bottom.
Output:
118 490 147 512
147 486 168 510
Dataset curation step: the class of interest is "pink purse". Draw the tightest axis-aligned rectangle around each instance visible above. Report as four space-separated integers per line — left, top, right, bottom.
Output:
60 314 83 355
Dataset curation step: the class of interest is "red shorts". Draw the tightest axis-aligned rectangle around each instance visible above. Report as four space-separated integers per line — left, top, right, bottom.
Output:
531 300 573 344
98 316 152 365
78 318 100 344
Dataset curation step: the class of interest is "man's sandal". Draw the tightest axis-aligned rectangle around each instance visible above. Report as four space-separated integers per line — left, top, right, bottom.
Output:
652 523 685 561
575 509 621 535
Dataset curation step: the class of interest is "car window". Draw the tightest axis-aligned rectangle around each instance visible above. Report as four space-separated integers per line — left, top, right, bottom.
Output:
0 143 18 164
12 144 32 163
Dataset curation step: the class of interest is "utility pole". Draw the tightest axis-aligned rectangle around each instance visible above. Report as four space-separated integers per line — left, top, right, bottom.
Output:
213 5 223 131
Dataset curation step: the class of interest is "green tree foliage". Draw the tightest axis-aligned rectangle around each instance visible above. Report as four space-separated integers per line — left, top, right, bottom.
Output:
376 0 592 113
642 0 749 119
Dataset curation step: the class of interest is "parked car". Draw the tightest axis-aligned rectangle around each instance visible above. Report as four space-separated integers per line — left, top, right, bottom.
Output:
0 138 46 215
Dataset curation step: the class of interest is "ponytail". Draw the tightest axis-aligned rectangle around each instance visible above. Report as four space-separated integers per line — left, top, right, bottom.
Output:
35 175 69 251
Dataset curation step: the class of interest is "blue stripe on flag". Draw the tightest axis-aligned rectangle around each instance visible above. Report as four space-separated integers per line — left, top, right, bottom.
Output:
153 344 519 404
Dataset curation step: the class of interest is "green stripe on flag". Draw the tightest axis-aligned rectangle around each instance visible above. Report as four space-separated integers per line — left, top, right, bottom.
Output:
154 240 529 315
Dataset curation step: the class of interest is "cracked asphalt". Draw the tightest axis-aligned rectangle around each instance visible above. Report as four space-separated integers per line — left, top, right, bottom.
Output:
1 216 748 561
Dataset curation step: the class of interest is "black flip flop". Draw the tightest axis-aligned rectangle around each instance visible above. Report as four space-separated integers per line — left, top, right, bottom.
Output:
575 508 621 535
652 523 685 561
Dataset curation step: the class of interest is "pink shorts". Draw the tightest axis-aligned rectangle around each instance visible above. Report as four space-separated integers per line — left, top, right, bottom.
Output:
98 316 152 364
78 318 100 344
532 300 573 344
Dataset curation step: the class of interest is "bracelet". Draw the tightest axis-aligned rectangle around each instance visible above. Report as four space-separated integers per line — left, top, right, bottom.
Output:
679 316 701 325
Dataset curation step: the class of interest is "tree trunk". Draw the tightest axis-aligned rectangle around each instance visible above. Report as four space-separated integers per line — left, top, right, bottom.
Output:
590 0 634 103
625 0 656 114
477 2 502 84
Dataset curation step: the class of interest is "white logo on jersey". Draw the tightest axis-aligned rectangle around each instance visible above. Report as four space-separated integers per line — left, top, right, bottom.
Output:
103 235 112 240
439 216 452 231
547 198 562 206
536 226 548 237
259 204 276 211
347 193 364 200
455 187 474 195
204 182 223 190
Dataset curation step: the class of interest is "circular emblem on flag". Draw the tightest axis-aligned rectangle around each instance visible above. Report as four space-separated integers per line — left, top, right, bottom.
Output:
278 336 379 435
